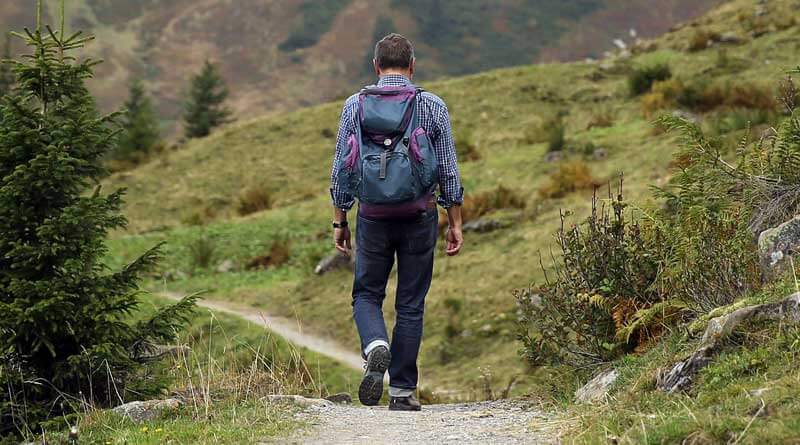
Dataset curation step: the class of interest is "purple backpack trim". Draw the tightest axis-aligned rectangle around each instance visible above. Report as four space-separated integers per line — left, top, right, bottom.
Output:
359 193 433 220
344 134 359 170
409 127 426 163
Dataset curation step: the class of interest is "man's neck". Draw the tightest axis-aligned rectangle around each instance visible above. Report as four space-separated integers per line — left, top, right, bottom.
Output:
379 70 412 79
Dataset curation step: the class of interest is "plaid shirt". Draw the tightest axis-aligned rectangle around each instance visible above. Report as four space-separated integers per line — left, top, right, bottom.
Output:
330 74 464 210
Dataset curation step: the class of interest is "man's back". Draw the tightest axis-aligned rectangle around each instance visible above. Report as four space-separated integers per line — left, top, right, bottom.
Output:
330 74 463 212
327 33 463 411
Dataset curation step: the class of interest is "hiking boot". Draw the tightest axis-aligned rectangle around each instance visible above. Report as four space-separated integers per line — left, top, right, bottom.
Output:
358 345 390 406
389 393 421 411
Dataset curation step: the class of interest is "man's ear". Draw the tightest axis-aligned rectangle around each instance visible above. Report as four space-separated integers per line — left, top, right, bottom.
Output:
409 58 415 78
373 59 380 77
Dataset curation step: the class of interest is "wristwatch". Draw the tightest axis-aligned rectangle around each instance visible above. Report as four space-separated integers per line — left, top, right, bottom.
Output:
333 221 349 229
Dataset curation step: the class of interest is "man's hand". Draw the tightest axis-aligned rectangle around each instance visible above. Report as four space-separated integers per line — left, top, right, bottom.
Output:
334 227 352 255
445 205 464 256
445 225 463 256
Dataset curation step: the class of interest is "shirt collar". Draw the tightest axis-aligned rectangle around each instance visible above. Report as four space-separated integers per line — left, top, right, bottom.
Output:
377 74 412 87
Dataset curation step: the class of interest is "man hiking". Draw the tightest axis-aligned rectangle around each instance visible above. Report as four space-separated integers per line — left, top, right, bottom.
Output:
329 33 464 411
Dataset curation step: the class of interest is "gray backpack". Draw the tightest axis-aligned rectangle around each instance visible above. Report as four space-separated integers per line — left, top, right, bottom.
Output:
337 85 438 207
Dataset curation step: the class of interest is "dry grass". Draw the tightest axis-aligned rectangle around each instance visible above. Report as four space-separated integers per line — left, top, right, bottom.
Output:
538 160 599 199
245 239 292 270
237 186 273 216
461 185 527 223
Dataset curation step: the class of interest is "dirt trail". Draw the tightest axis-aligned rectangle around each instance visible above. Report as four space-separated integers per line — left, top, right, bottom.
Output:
160 292 364 371
163 292 563 444
282 400 561 445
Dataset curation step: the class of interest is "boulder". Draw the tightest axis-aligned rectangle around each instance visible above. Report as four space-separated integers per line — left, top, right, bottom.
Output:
324 392 353 404
672 109 700 125
544 151 564 163
716 32 743 45
262 394 333 408
658 293 800 393
314 251 354 275
462 218 505 234
216 259 236 273
575 369 618 403
758 215 800 276
112 398 182 423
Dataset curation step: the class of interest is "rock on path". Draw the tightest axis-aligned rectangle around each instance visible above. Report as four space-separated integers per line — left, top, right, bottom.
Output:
280 400 559 445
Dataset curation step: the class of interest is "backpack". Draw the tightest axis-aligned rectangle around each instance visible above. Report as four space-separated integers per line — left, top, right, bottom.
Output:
337 85 438 207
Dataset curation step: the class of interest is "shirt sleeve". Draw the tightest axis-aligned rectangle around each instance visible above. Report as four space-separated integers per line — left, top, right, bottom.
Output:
330 101 356 210
432 104 464 208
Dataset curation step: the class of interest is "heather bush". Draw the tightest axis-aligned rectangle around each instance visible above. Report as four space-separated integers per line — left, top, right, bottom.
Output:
628 63 672 96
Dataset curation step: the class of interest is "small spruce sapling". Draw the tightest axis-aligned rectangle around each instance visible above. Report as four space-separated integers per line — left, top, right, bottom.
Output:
183 60 232 139
114 79 161 163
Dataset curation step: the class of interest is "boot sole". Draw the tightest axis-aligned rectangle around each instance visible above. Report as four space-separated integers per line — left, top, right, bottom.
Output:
358 347 390 406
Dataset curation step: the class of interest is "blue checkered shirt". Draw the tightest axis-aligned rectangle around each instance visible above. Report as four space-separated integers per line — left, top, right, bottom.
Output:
330 74 464 210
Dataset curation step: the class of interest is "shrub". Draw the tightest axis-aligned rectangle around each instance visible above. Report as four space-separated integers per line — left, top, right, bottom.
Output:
707 107 775 136
188 236 218 271
654 116 764 311
628 63 672 96
546 117 566 153
687 29 719 52
523 115 566 150
640 79 684 117
538 160 598 199
237 185 273 216
246 238 292 270
679 81 777 113
462 185 526 222
587 105 615 129
517 188 663 367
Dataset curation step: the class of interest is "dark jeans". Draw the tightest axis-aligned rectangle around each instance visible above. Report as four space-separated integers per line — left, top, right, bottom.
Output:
352 208 438 390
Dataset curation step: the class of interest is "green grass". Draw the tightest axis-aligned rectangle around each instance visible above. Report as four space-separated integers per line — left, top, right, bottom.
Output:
103 0 800 400
565 281 800 444
72 400 302 445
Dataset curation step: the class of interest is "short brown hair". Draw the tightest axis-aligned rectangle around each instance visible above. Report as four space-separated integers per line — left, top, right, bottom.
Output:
374 33 414 70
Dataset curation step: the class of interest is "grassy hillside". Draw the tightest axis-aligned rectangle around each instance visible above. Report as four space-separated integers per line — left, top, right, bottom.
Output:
103 0 800 401
0 0 720 133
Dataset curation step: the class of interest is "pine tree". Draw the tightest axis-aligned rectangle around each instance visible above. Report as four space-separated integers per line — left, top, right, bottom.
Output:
0 3 196 437
0 33 14 96
183 60 232 139
115 79 161 163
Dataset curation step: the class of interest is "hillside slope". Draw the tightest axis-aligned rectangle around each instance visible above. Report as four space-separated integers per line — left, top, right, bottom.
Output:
104 0 800 398
1 0 720 132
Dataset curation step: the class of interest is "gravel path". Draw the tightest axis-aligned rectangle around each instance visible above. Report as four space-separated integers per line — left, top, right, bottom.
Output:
283 400 561 445
160 291 364 370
